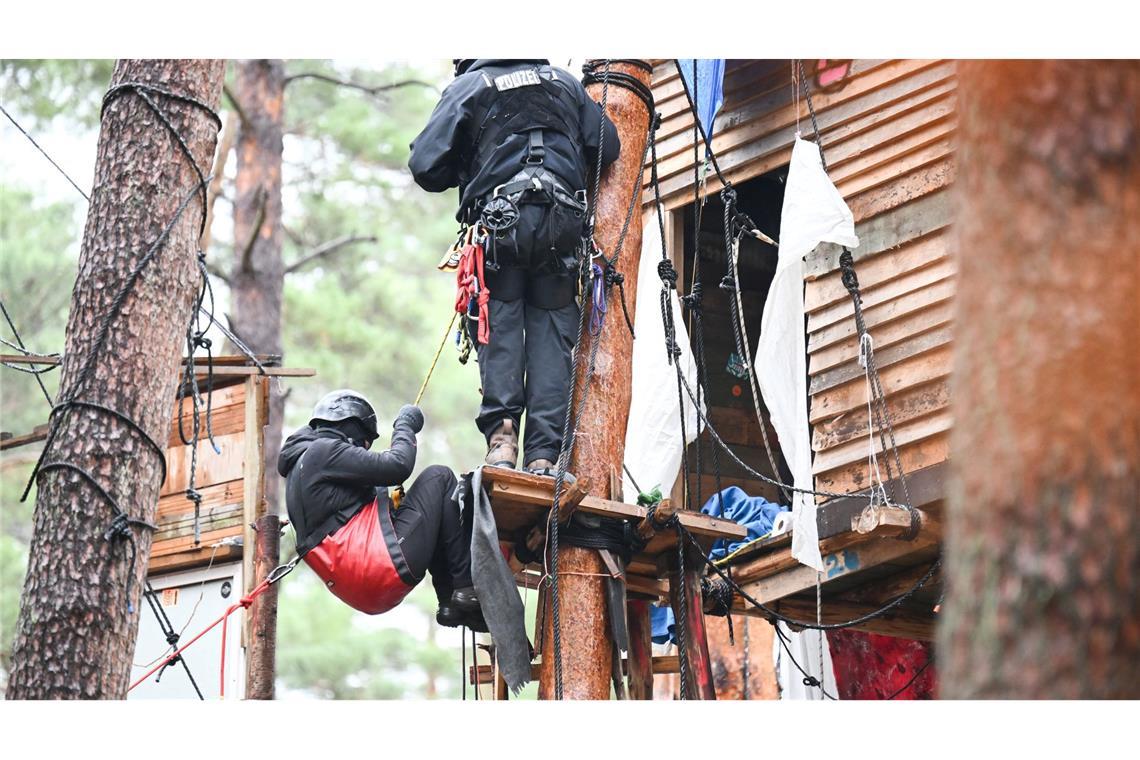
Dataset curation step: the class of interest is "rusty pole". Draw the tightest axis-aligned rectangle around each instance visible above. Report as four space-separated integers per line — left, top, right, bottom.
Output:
538 59 654 700
245 513 280 699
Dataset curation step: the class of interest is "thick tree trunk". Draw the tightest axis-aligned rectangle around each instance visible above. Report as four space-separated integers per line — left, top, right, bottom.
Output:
6 59 225 699
230 59 285 515
942 60 1140 698
538 60 653 701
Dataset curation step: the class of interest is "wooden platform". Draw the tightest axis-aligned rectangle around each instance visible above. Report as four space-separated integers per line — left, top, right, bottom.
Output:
720 464 946 640
481 466 747 602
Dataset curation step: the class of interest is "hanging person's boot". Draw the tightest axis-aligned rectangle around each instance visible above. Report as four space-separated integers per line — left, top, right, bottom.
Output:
485 419 518 469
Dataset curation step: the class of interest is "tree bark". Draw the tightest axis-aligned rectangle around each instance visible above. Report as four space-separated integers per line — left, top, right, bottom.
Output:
537 60 653 701
6 59 225 699
230 59 285 515
942 60 1140 698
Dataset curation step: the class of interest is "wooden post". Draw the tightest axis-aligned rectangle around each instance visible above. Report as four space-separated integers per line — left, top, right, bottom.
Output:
241 374 269 694
626 599 654 699
538 59 653 700
668 542 717 700
245 512 280 699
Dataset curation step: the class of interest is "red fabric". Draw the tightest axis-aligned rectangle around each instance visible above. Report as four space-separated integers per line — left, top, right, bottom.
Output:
303 498 413 615
826 630 937 700
455 236 490 344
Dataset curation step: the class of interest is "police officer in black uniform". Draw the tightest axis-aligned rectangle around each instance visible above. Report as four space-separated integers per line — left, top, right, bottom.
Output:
409 59 620 473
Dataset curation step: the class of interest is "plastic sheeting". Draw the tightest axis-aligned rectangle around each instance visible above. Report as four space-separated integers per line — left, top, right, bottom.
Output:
621 209 702 503
774 622 838 700
755 138 858 570
676 59 726 139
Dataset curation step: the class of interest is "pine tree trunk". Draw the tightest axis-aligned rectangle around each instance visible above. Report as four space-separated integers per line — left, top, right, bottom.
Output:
230 59 285 515
6 59 225 699
941 60 1140 698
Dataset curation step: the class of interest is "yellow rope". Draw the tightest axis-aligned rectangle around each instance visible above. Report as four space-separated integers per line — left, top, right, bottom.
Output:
415 311 458 407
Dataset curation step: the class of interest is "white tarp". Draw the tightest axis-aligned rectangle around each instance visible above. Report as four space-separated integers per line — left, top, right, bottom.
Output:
621 209 702 503
755 138 858 570
773 623 838 700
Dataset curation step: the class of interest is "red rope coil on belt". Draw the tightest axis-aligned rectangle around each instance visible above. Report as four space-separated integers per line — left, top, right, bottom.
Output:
455 233 490 345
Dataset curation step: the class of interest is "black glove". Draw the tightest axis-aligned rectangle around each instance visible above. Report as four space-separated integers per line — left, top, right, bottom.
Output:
395 404 424 434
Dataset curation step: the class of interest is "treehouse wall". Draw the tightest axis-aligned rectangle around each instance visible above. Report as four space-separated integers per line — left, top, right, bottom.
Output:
647 59 957 503
150 375 268 574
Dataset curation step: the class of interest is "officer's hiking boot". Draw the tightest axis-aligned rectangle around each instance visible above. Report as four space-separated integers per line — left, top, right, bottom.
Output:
485 420 518 469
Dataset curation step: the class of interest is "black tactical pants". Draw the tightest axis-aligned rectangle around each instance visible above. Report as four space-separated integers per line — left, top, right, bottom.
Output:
474 267 579 465
389 465 471 605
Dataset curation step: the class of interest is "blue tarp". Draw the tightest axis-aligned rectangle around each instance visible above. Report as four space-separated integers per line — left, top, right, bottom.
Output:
676 59 726 141
650 486 788 644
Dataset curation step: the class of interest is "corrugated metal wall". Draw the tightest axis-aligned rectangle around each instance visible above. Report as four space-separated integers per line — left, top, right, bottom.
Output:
647 59 956 503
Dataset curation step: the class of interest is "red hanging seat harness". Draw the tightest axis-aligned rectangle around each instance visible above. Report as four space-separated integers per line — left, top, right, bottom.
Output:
303 496 415 615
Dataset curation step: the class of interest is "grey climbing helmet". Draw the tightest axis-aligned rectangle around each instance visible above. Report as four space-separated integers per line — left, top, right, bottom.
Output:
309 389 379 441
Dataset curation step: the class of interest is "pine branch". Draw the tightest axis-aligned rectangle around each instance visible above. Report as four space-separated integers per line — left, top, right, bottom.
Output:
284 234 377 275
283 72 438 97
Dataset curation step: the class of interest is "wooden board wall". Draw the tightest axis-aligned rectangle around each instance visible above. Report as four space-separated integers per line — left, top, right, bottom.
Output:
149 377 267 573
647 59 957 505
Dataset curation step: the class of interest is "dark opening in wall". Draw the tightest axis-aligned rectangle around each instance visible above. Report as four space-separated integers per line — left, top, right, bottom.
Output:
679 163 794 509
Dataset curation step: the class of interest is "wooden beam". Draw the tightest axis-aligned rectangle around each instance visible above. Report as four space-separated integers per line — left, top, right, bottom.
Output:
753 596 937 640
241 376 268 649
626 599 654 699
472 655 683 684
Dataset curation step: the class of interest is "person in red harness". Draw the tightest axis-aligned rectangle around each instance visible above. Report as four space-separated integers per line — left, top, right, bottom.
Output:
278 389 484 629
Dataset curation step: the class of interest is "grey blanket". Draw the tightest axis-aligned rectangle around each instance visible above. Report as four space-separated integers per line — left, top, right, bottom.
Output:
468 466 531 694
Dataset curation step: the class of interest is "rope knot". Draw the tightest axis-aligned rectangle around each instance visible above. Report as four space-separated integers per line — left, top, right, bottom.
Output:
839 248 860 295
802 675 822 688
603 266 624 288
103 513 131 542
657 259 678 288
719 274 736 292
192 331 212 350
681 282 703 311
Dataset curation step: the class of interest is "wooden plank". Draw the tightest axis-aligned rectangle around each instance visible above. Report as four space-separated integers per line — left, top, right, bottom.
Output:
150 526 243 557
815 463 947 537
147 542 242 574
808 255 956 334
811 408 952 475
0 428 49 451
157 478 242 517
810 300 953 376
810 344 952 425
806 189 952 279
160 432 246 496
651 59 915 183
651 61 955 206
812 377 950 453
809 323 953 396
202 366 314 377
806 225 949 314
815 434 950 496
835 135 955 202
847 155 955 224
745 595 937 640
807 276 955 356
735 533 939 606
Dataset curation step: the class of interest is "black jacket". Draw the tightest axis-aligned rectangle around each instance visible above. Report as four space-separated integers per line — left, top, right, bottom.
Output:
409 59 621 220
278 421 417 555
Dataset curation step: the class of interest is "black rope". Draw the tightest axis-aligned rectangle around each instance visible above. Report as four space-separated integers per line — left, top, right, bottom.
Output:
0 299 55 406
142 581 204 699
773 622 837 699
548 59 614 700
886 654 933 700
0 103 91 202
16 79 222 622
